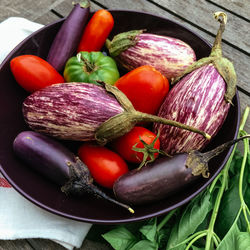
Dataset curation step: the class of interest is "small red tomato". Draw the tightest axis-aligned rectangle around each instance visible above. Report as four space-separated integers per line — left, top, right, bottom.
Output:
78 143 129 189
112 126 160 165
10 55 64 92
115 65 169 115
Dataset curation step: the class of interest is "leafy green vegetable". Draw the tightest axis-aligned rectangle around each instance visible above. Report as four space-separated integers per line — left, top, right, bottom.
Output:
102 226 138 249
101 107 250 250
166 190 212 249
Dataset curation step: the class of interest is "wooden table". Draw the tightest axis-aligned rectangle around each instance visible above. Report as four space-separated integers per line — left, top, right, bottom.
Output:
0 0 249 249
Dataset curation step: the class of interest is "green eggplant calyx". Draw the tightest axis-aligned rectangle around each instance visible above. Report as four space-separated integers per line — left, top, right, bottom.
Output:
72 0 90 8
95 83 211 145
106 29 145 57
172 11 236 104
186 151 210 178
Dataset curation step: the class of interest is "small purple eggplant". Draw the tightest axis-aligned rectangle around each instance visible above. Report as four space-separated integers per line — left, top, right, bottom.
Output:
106 30 196 80
153 12 237 155
46 0 90 72
13 131 134 213
22 82 210 144
113 135 249 205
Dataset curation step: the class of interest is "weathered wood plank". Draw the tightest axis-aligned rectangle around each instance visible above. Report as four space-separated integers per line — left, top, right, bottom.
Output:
27 237 113 249
80 239 112 250
153 0 250 54
206 0 250 21
0 240 33 250
0 0 64 22
51 0 101 18
32 1 101 25
27 239 66 250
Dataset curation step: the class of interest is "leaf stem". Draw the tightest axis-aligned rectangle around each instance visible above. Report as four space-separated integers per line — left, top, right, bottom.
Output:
157 208 177 231
204 165 229 250
185 232 207 250
209 172 222 193
212 234 219 247
238 130 250 232
204 106 250 249
213 232 221 246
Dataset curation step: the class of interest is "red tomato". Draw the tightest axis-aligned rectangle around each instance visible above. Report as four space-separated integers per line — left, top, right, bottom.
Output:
78 143 129 189
77 9 114 52
10 55 64 92
115 65 169 115
112 126 160 164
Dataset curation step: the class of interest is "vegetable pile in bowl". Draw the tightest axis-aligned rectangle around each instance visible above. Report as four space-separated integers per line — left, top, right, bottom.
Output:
0 2 240 224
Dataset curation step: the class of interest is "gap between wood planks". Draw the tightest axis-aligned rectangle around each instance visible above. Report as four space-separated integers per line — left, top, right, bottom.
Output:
145 0 250 57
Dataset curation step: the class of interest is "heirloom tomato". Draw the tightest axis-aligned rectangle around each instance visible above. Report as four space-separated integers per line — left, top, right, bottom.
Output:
63 51 119 85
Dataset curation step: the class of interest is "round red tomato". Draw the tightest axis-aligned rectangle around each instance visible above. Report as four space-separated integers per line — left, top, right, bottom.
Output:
78 143 129 189
115 65 169 115
10 55 64 92
112 126 160 165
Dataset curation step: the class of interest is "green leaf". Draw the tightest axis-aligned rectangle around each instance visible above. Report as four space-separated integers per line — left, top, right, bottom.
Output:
129 240 158 250
236 232 250 249
191 246 204 250
166 190 212 249
217 221 250 250
217 221 240 250
215 151 250 237
102 226 137 250
139 218 157 242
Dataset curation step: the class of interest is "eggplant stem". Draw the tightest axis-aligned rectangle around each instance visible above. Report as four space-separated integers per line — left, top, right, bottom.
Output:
106 29 145 57
61 157 134 213
201 134 250 162
95 82 211 144
210 12 227 58
134 111 211 140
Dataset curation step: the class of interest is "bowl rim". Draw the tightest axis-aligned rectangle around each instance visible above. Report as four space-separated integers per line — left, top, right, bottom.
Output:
0 9 241 224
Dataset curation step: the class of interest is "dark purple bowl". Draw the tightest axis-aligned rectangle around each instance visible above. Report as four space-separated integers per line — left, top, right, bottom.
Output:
0 10 240 224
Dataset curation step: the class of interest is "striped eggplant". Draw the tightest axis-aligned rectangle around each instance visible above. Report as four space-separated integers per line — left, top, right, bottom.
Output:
153 12 237 155
106 30 196 80
22 82 210 144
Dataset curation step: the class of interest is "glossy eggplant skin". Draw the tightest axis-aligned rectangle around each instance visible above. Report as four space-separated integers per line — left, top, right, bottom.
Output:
46 1 90 72
13 131 74 185
13 130 135 213
113 154 199 205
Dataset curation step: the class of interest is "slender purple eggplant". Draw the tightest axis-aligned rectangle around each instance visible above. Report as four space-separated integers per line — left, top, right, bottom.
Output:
153 12 237 155
22 82 210 144
113 135 250 205
106 30 196 80
13 131 134 213
46 0 90 72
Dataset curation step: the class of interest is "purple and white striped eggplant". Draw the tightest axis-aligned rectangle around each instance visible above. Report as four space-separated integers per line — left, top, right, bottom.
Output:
153 12 237 155
106 30 196 80
22 82 210 144
22 82 124 141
